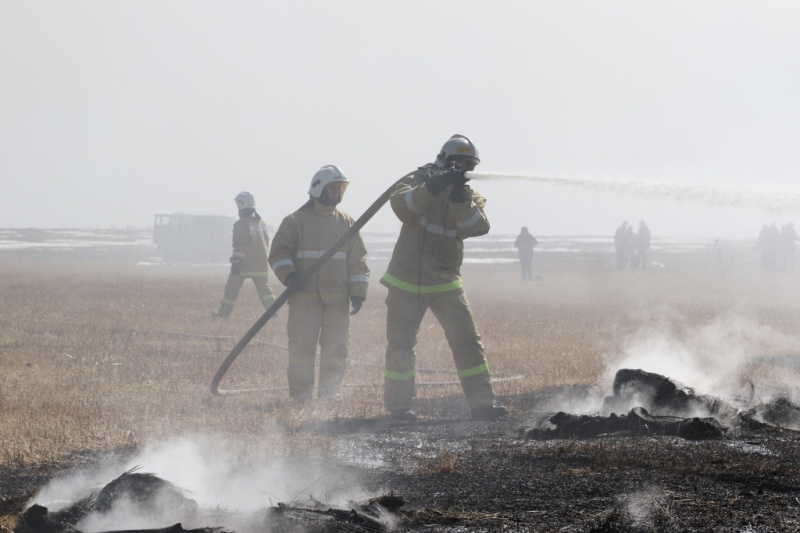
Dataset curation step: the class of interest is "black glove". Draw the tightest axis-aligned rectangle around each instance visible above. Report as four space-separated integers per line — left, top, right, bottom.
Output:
284 272 301 290
230 262 241 275
426 169 454 195
349 296 364 315
426 162 462 195
449 181 472 203
430 161 470 195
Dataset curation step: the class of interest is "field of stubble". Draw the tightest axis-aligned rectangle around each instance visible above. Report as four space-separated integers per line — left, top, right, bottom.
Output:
2 244 800 532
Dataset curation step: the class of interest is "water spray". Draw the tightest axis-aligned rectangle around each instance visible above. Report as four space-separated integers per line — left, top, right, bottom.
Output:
211 168 800 395
465 171 800 211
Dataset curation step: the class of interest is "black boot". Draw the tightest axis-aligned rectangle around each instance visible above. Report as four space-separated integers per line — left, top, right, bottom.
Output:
470 405 509 421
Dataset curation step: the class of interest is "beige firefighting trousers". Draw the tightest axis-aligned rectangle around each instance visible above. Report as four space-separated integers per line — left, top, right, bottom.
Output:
287 299 350 400
384 288 495 412
217 273 275 317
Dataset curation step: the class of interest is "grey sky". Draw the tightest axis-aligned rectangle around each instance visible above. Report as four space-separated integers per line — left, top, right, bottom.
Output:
2 1 799 238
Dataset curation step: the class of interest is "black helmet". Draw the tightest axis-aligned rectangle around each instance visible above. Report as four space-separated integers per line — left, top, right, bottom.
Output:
437 134 480 165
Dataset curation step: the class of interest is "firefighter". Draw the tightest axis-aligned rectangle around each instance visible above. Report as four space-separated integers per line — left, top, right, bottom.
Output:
381 134 508 422
213 192 275 319
269 165 369 401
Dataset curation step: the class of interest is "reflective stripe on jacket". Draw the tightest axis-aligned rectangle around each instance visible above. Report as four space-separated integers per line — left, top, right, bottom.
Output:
381 164 490 295
269 201 369 303
232 216 271 277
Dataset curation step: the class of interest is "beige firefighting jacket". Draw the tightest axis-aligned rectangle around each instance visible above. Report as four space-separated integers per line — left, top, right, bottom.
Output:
269 200 369 303
380 164 490 294
231 215 271 278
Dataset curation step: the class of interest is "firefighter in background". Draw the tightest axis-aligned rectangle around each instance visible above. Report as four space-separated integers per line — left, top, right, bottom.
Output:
514 226 538 281
269 166 369 401
381 134 508 422
213 192 275 319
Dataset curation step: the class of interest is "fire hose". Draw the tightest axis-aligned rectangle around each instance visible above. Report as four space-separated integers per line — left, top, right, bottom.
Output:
209 176 405 395
208 170 530 395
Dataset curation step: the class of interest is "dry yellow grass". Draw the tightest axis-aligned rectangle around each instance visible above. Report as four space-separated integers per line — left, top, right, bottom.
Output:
1 248 799 468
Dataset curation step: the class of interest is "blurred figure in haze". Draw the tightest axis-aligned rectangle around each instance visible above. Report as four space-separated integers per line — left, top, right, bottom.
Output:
213 192 275 319
635 220 651 270
780 222 797 270
614 221 629 270
514 226 538 281
269 166 369 401
380 134 508 422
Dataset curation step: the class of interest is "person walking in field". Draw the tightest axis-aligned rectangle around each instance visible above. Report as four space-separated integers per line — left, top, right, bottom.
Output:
514 226 538 281
268 166 369 401
380 134 508 422
213 192 275 319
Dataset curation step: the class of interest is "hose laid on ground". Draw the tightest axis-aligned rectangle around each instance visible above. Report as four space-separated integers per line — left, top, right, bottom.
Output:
207 373 526 396
210 176 405 396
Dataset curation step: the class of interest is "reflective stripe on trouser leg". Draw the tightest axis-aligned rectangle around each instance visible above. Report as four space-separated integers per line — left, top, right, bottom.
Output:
287 300 323 400
429 290 495 409
252 278 276 309
384 289 429 412
218 273 245 316
318 301 350 398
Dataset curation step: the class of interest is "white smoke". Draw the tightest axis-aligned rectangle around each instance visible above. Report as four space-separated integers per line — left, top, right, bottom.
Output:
605 309 800 404
617 485 671 529
29 432 376 533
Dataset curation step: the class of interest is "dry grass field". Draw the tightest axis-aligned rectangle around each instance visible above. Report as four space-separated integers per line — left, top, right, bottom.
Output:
2 242 800 531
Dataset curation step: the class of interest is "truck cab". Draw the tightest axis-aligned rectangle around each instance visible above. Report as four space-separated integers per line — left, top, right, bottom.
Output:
153 213 234 263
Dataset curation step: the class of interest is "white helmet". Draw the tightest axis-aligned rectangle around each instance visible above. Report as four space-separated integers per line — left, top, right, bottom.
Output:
234 191 256 210
436 134 480 166
308 165 348 199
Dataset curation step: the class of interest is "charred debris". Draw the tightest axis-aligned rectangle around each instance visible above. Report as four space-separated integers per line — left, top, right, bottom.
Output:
16 369 800 533
520 367 800 440
21 468 403 533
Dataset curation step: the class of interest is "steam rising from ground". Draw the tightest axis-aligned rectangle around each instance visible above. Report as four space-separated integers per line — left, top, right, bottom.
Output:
606 310 800 410
31 433 373 532
617 485 671 530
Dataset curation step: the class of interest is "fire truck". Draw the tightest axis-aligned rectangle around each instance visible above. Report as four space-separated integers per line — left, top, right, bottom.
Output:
153 213 234 263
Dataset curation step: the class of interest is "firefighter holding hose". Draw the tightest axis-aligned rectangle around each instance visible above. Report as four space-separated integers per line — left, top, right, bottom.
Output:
381 135 509 422
269 166 370 401
213 192 276 319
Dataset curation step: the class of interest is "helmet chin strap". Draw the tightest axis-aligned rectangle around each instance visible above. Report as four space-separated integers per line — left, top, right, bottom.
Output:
316 190 341 207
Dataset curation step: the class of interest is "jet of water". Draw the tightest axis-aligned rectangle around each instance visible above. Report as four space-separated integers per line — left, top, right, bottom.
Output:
464 171 800 212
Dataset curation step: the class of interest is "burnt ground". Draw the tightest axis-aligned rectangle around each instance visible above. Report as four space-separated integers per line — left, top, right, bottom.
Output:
3 388 800 533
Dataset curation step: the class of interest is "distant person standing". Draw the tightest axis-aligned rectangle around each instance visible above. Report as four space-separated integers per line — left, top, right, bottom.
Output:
614 221 629 270
514 227 538 281
635 220 651 270
213 192 275 319
269 165 369 401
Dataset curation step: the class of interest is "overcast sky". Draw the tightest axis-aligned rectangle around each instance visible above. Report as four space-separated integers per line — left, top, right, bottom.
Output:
2 1 799 238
